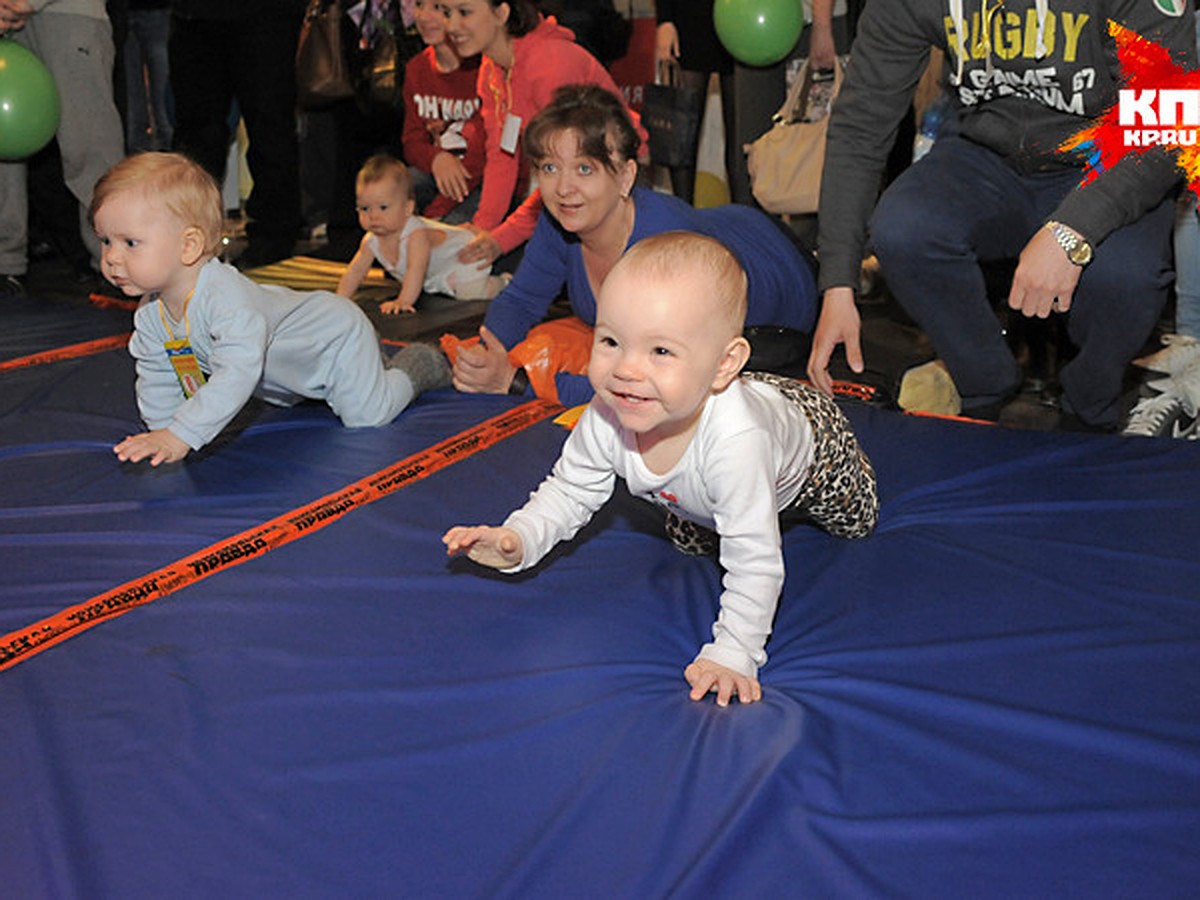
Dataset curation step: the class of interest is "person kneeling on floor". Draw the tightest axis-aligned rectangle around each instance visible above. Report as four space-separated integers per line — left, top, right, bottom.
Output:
806 0 1196 431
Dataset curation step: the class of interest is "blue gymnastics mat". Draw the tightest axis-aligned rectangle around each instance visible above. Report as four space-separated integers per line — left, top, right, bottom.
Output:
2 296 1199 898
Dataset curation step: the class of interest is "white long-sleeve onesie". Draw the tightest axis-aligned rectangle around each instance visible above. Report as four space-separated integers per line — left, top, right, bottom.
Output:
504 378 815 679
128 258 415 450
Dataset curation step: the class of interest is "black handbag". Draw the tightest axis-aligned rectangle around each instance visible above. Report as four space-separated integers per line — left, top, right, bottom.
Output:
642 61 703 169
363 27 399 107
295 0 356 109
354 1 425 110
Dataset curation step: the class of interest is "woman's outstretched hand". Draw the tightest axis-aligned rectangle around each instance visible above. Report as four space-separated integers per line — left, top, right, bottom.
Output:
452 325 517 394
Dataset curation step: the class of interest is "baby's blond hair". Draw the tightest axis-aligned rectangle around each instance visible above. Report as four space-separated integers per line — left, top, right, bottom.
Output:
90 152 225 258
356 154 412 200
616 232 748 339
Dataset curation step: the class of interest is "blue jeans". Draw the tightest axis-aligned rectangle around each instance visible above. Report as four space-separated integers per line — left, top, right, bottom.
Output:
1169 4 1200 340
1173 193 1200 339
124 9 173 152
410 168 480 226
1172 8 1200 339
870 135 1175 427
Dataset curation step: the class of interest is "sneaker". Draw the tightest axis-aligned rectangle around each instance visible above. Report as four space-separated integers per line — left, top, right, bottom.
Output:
1132 333 1200 376
0 273 25 297
1177 412 1200 440
1144 375 1173 394
1123 390 1199 438
1172 355 1200 412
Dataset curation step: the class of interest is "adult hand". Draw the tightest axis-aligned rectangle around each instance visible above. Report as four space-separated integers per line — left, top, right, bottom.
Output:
452 325 516 394
113 429 190 466
0 0 32 30
684 658 763 707
1008 227 1083 318
655 22 679 64
458 228 502 266
809 22 837 71
431 151 470 203
806 286 863 396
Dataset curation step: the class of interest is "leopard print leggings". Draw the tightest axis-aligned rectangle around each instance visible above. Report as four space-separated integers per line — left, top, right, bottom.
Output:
664 373 879 556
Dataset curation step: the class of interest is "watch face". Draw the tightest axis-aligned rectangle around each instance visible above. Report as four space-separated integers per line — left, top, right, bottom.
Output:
1050 222 1092 266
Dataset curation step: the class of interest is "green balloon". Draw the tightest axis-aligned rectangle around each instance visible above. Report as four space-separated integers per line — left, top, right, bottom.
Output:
713 0 804 68
0 38 62 161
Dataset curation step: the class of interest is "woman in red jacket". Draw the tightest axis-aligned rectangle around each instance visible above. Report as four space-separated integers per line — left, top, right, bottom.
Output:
440 0 645 264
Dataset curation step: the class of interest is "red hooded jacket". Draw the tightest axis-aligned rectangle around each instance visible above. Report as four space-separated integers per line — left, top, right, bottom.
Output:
474 15 647 253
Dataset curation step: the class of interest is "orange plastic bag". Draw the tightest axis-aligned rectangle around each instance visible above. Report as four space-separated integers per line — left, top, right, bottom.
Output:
441 317 594 406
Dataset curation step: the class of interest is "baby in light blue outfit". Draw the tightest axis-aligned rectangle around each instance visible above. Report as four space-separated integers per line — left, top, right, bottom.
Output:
91 152 449 466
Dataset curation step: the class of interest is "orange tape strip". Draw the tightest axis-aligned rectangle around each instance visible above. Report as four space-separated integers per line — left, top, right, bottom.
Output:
906 409 996 425
0 398 563 672
0 291 131 372
0 334 131 373
88 292 139 312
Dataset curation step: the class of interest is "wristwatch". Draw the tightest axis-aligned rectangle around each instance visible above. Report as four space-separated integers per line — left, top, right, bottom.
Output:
1044 220 1093 266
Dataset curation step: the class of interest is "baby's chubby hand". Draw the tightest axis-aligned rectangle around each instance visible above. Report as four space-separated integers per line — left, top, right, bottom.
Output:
113 428 190 466
442 525 524 570
380 298 416 315
684 658 763 708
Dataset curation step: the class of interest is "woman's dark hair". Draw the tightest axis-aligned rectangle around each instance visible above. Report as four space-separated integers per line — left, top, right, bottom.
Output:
524 84 640 173
490 0 544 36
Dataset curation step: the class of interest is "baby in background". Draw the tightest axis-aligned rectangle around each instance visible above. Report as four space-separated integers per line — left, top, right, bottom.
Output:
93 152 450 466
444 232 879 707
337 154 508 315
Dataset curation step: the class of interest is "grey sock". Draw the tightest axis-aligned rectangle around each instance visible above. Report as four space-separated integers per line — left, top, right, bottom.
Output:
388 343 452 394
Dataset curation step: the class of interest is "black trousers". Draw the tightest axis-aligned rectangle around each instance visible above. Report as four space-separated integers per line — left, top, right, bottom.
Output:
169 9 303 254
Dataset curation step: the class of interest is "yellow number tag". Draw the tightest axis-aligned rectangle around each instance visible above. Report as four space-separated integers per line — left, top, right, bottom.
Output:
164 338 207 398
